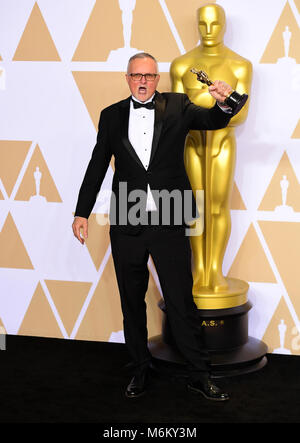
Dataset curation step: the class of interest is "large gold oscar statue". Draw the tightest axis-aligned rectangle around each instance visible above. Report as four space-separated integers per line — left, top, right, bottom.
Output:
170 3 252 309
149 4 267 377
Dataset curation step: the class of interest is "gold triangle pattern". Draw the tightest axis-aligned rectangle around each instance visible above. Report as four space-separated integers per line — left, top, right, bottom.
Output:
0 141 32 198
13 2 61 61
0 212 34 269
0 317 6 331
260 1 300 63
72 72 129 130
294 0 300 14
227 223 277 283
131 0 180 61
75 255 124 342
291 119 300 138
165 0 216 52
259 220 300 314
72 0 123 61
230 181 247 210
258 151 300 212
18 282 63 338
45 280 92 337
14 144 62 202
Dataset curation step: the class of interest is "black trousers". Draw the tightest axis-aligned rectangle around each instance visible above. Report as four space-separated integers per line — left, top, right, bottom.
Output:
110 225 210 382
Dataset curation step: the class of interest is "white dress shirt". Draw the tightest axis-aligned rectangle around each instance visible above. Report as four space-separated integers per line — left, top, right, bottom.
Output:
129 94 157 211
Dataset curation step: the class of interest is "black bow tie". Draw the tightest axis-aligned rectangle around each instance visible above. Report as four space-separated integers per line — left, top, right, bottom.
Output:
132 99 155 110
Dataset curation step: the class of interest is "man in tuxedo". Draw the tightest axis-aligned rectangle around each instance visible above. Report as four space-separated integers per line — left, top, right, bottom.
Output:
72 52 234 401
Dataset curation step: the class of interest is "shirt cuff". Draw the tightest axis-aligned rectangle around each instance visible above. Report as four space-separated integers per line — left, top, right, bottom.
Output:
217 101 232 114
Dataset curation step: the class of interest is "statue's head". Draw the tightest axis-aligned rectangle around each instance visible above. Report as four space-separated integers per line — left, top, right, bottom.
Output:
197 3 226 47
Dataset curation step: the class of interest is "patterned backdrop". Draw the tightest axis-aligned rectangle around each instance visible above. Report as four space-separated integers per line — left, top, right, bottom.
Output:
0 0 300 355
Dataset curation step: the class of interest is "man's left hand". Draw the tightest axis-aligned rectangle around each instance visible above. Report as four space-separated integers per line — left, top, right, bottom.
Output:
208 80 232 104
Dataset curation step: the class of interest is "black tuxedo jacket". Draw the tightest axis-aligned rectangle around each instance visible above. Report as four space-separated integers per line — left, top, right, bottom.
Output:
74 91 232 234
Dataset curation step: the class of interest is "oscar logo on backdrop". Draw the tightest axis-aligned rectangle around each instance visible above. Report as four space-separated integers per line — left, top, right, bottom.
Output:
275 174 294 214
30 166 46 203
278 25 296 65
149 3 268 377
274 319 292 354
107 0 142 63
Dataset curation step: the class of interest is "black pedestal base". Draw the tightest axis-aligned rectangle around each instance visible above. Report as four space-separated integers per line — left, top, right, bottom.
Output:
148 300 268 379
148 335 268 379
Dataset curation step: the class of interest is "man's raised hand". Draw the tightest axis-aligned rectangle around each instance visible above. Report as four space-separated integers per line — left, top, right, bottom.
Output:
208 80 232 104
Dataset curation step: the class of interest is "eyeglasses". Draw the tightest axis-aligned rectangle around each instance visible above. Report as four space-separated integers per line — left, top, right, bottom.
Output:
128 73 159 82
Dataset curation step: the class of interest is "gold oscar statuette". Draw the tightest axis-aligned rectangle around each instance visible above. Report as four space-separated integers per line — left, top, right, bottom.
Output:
190 68 248 115
149 2 267 379
170 3 253 309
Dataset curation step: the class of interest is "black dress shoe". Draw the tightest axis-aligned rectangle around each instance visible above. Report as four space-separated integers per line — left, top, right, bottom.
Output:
187 379 229 401
125 372 148 399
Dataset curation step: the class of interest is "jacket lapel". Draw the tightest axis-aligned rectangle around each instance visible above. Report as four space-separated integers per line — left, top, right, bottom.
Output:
119 97 145 169
149 91 166 167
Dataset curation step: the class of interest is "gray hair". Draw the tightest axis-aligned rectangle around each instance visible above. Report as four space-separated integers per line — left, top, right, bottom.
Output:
127 52 159 73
